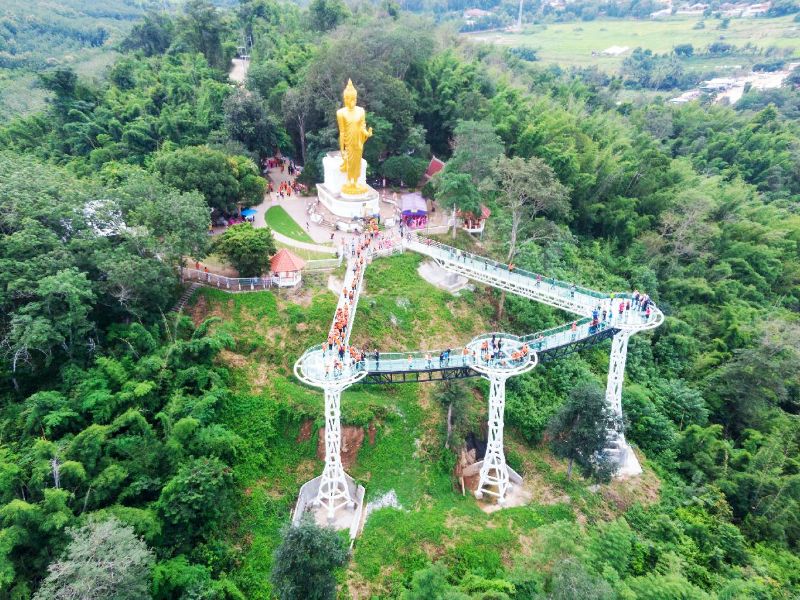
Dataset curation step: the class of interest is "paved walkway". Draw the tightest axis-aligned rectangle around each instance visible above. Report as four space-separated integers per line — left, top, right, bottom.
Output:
249 165 339 252
271 230 338 255
252 161 449 255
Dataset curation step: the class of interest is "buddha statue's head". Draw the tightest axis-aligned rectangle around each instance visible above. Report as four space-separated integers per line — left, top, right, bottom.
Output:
343 79 357 109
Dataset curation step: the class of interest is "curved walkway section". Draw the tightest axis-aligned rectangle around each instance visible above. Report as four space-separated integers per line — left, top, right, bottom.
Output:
295 235 663 385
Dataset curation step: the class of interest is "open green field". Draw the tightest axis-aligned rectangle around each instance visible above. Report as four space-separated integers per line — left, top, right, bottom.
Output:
467 15 800 72
266 205 315 243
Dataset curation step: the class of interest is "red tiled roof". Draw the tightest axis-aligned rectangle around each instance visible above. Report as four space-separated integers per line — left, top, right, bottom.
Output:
456 204 491 220
270 248 305 272
424 156 446 180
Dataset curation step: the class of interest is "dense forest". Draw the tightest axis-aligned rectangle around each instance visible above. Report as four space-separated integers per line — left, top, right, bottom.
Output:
0 0 799 598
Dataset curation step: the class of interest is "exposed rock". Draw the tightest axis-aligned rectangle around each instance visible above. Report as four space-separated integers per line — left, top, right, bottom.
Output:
364 490 403 519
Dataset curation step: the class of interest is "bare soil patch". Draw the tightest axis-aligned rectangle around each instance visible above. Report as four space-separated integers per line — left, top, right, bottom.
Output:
297 419 313 443
190 294 209 326
317 425 365 469
219 349 248 368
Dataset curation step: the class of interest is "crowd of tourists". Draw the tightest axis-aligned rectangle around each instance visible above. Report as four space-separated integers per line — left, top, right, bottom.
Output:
262 156 298 176
321 230 382 380
270 180 297 199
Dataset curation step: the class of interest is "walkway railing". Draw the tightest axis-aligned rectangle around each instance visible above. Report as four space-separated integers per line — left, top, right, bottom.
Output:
410 235 608 300
406 235 661 327
181 256 344 291
294 234 661 384
182 268 275 291
305 256 344 271
296 313 636 383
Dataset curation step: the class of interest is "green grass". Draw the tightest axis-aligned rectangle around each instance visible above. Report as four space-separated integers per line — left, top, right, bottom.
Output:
467 15 800 72
266 206 315 243
273 240 334 260
351 253 496 351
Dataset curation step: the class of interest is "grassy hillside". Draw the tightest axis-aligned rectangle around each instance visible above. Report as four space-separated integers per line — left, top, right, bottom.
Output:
0 0 150 119
188 254 661 598
468 15 800 72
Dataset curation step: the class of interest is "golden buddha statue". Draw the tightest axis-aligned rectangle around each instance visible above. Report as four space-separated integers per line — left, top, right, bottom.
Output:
337 79 372 195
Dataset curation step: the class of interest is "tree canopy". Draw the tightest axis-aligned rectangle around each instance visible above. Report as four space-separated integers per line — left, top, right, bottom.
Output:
270 520 348 600
213 223 277 277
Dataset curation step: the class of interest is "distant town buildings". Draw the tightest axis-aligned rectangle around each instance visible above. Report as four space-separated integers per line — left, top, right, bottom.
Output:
600 45 630 56
463 8 493 25
701 77 737 91
669 62 798 105
651 1 770 18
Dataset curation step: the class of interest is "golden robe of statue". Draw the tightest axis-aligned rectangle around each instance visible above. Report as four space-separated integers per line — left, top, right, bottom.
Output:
337 79 372 195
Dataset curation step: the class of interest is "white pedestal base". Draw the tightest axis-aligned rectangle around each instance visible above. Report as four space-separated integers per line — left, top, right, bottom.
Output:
615 441 643 477
292 474 365 540
318 151 380 219
318 184 380 219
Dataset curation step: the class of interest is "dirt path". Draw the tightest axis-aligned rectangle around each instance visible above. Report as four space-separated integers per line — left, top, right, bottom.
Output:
229 58 249 84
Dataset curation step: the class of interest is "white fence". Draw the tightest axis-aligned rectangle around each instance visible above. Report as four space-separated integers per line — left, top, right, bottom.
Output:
181 255 344 292
304 256 344 271
182 268 275 291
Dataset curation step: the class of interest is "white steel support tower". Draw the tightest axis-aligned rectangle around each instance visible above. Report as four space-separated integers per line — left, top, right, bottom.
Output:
315 384 355 521
470 342 537 503
605 330 642 476
475 372 512 502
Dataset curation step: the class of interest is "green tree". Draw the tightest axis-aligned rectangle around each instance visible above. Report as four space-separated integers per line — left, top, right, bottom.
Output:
308 0 350 31
435 171 482 217
486 155 569 318
157 457 233 548
118 172 211 264
381 155 428 187
447 120 504 185
488 155 570 263
653 379 708 430
120 12 174 56
270 520 348 600
154 146 264 214
34 517 154 600
213 223 276 277
10 269 96 365
401 563 470 600
174 0 229 71
548 559 614 600
627 574 713 599
547 383 621 482
223 88 281 156
435 380 472 450
282 85 314 166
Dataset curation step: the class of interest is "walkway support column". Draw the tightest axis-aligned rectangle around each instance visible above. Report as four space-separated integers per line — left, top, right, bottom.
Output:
605 331 642 476
476 373 511 503
315 384 355 522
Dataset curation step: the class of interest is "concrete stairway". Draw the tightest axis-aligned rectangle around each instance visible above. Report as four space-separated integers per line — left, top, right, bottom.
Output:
172 282 200 314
